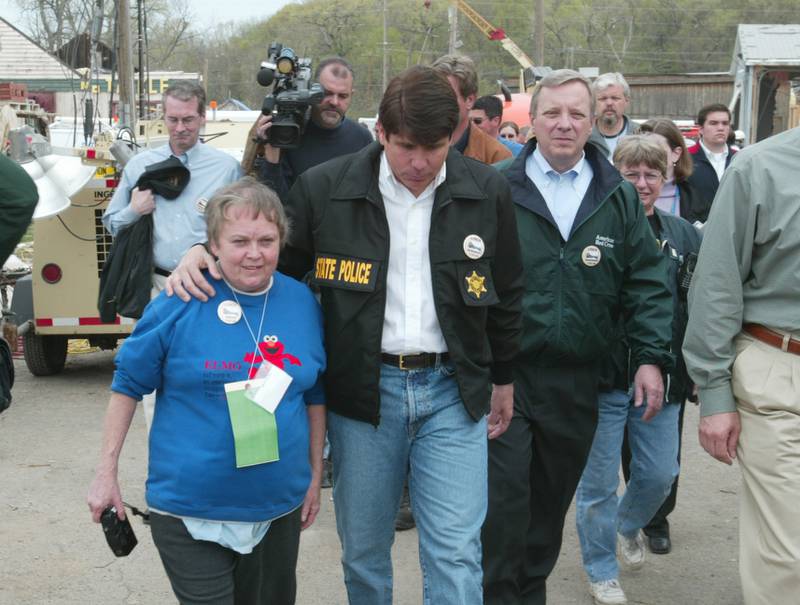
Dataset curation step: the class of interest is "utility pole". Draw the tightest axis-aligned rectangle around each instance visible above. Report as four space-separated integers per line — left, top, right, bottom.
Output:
116 0 136 131
382 0 388 93
448 4 458 54
534 0 544 66
136 0 145 119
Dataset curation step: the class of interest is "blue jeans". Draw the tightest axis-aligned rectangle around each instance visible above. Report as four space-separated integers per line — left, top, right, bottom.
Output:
575 388 679 582
328 362 487 605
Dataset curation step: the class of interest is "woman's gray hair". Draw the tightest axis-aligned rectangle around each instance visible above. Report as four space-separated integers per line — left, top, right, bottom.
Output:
205 177 289 248
612 134 668 178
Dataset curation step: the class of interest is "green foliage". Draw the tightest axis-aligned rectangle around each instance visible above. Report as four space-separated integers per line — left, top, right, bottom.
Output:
155 0 800 117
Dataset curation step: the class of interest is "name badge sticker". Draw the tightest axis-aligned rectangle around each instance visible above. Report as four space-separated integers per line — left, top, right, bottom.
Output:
248 361 293 414
313 253 380 291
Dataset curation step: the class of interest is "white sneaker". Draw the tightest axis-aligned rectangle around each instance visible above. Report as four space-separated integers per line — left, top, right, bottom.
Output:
618 530 646 569
589 579 628 604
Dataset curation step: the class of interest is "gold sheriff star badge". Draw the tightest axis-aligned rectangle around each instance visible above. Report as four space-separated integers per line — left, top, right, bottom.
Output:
465 271 487 299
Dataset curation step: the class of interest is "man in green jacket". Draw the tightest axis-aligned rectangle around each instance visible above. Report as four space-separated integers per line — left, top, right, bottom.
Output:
481 69 673 605
683 126 800 605
0 154 38 267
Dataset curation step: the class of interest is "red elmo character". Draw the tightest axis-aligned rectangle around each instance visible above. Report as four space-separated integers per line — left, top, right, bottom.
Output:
244 335 301 378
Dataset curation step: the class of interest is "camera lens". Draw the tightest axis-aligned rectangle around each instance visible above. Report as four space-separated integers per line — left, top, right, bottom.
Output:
269 122 300 148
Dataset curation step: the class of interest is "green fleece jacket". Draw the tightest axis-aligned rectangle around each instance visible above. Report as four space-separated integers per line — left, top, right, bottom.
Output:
502 140 673 372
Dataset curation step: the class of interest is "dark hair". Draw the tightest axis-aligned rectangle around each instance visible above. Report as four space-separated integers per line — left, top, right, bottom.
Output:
473 95 503 120
163 81 206 116
697 103 731 126
500 121 519 134
378 66 459 146
314 57 355 80
638 118 693 182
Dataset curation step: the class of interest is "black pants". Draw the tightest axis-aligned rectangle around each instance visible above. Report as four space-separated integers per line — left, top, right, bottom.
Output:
149 508 301 605
622 398 687 538
482 363 600 605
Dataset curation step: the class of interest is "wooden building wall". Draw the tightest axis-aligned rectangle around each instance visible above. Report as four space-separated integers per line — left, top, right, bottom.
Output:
625 74 734 122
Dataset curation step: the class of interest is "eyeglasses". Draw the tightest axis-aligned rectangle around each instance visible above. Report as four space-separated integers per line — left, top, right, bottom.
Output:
621 171 663 185
500 133 517 139
470 117 484 125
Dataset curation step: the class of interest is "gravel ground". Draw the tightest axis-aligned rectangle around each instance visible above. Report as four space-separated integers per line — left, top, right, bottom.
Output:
0 350 743 604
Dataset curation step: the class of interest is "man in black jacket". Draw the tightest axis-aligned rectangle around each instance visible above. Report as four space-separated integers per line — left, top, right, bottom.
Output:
686 103 736 222
243 57 374 201
167 65 523 605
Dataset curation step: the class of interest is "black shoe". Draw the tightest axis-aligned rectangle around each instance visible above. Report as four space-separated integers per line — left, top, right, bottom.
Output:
648 535 671 554
395 485 415 531
321 458 333 489
395 504 415 531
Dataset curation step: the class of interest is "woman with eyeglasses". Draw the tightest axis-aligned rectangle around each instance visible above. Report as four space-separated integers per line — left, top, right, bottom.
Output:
637 119 706 227
574 135 701 605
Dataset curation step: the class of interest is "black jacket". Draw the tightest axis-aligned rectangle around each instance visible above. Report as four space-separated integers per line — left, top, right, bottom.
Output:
686 142 736 222
603 210 701 403
675 179 707 225
280 142 524 425
97 215 154 323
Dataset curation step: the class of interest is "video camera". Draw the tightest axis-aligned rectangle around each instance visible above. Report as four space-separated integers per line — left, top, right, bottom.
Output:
256 43 325 149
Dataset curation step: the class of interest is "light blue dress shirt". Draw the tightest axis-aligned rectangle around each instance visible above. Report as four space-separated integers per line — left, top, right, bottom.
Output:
525 147 594 241
103 142 242 271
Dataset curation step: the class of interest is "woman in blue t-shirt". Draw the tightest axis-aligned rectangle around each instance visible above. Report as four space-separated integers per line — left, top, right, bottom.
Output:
88 177 326 605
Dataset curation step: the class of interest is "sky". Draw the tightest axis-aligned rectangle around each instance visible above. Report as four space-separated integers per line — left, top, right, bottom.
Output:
0 0 299 34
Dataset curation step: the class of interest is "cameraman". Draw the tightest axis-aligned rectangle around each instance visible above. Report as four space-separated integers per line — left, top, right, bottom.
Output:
242 57 373 200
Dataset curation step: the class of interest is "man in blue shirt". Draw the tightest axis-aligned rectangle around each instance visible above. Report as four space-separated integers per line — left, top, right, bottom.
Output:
103 81 242 279
103 81 242 427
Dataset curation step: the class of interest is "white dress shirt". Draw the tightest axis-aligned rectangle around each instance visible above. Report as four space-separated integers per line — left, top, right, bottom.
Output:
526 147 594 241
379 153 448 354
699 139 729 182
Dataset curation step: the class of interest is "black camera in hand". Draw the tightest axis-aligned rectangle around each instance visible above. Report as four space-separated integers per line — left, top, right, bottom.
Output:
100 507 138 557
256 42 324 149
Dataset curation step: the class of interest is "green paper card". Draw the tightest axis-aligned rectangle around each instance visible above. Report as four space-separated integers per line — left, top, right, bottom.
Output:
225 379 280 467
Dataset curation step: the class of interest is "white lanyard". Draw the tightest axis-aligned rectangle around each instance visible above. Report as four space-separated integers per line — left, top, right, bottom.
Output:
228 276 272 379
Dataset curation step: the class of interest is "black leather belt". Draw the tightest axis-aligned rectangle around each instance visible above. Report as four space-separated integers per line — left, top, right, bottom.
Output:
381 352 449 370
154 267 172 277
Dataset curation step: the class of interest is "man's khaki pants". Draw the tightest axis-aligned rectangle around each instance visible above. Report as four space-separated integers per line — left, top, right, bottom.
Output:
732 332 800 605
142 273 168 430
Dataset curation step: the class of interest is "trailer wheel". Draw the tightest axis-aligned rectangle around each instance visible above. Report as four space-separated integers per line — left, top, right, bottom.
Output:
23 333 68 376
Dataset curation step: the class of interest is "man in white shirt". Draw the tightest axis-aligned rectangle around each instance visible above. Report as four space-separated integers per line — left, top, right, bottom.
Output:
482 69 672 605
162 65 524 605
686 103 736 222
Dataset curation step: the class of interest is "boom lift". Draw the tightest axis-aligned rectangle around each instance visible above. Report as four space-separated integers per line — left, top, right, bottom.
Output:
441 0 539 92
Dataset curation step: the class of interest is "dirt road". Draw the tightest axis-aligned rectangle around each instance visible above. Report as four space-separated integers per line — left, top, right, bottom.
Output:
0 351 743 604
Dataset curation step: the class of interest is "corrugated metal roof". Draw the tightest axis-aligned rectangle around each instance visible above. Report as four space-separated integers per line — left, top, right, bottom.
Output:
736 24 800 66
0 17 80 80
